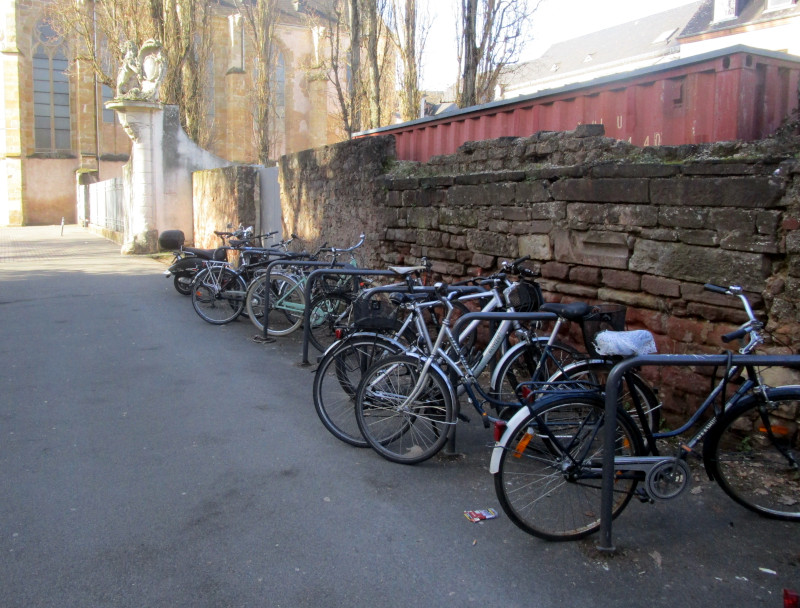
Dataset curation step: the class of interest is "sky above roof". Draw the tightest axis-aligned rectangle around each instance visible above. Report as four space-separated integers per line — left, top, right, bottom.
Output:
420 0 700 90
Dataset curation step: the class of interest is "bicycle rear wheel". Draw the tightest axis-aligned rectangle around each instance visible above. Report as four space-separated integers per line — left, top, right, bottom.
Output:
491 340 580 408
355 354 455 464
191 267 246 324
494 393 644 541
308 292 354 352
547 360 661 435
705 386 800 520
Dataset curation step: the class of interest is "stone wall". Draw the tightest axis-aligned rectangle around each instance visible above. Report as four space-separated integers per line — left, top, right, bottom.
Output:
278 125 800 417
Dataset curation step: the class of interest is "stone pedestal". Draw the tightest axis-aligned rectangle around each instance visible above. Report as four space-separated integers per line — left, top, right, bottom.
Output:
106 99 163 254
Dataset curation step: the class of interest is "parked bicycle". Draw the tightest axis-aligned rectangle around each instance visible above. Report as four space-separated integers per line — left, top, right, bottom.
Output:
243 234 366 338
490 283 800 541
313 260 555 449
190 232 303 325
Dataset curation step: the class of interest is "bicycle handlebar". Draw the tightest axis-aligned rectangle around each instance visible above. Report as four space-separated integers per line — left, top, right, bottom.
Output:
704 283 762 350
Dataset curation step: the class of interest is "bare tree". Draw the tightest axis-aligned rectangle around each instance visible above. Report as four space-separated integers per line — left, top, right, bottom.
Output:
387 0 428 121
235 0 280 164
47 0 216 145
456 0 537 107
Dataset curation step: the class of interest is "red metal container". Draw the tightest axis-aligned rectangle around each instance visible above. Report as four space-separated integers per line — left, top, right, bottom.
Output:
356 46 800 162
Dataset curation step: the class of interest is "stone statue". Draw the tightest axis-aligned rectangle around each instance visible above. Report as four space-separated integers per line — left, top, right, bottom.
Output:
115 39 166 102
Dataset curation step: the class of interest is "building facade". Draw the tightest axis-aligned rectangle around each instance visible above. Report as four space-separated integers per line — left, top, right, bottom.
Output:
1 0 344 226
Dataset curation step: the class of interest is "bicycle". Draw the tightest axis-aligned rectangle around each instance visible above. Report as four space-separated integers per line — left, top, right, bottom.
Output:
190 233 302 325
351 281 574 463
490 283 800 541
244 234 366 338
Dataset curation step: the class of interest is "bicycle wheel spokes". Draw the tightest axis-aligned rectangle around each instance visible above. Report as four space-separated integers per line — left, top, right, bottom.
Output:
267 274 304 336
309 293 353 352
192 267 246 324
495 397 641 541
313 336 401 448
356 355 454 464
711 394 800 520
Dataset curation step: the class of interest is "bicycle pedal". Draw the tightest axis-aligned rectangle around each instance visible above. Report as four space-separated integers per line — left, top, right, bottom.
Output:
457 413 471 423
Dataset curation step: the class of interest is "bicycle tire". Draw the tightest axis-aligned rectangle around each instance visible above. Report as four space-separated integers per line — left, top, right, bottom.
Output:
191 267 246 324
355 354 455 464
494 393 644 541
308 292 355 352
546 360 661 435
490 339 581 408
704 385 800 520
313 334 404 447
245 273 304 336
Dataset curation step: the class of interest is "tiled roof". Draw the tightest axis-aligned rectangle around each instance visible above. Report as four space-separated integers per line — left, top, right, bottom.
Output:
680 0 800 38
502 2 703 95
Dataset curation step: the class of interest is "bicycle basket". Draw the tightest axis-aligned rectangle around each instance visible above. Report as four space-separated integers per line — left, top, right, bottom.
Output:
352 295 400 331
506 280 544 313
580 304 627 357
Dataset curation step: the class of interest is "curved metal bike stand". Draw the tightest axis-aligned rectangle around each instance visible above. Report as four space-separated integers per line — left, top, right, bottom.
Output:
258 259 346 344
600 353 800 553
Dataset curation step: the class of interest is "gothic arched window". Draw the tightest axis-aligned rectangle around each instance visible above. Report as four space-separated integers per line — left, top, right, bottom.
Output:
32 21 71 152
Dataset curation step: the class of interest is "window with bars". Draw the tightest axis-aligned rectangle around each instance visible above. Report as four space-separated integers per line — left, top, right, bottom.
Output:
32 22 71 152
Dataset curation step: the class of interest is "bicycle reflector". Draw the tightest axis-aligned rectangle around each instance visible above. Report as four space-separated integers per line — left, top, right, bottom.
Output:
785 589 799 608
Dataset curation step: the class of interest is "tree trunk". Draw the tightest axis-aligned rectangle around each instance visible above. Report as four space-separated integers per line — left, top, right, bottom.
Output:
460 0 479 108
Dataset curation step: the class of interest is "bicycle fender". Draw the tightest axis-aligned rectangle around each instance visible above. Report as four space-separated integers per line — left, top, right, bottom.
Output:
319 331 407 359
701 384 800 481
489 390 608 475
489 404 535 474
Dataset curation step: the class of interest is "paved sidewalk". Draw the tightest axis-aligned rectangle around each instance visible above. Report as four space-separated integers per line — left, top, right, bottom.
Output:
0 225 798 608
0 224 121 262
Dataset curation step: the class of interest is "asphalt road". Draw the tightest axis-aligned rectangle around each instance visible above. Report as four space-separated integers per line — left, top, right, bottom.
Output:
0 225 798 607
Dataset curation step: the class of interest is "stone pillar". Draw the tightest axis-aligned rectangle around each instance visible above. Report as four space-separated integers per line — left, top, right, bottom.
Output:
1 1 25 226
106 100 164 254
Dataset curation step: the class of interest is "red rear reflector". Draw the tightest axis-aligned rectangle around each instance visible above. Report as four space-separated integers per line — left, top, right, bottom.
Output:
335 329 344 340
785 589 799 608
493 421 506 442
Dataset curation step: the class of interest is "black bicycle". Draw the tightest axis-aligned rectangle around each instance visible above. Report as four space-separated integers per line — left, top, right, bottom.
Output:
491 284 800 541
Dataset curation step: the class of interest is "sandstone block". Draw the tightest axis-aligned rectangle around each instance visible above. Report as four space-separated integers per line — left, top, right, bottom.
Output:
551 178 649 203
650 176 784 208
553 229 630 269
518 234 551 261
630 240 769 291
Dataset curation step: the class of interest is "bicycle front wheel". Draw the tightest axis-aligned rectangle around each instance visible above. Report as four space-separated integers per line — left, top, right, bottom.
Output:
355 354 455 464
313 334 403 447
705 386 800 520
191 267 246 324
494 394 644 541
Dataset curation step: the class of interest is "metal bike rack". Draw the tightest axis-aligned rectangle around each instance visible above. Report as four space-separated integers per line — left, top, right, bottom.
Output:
258 259 346 344
600 353 800 552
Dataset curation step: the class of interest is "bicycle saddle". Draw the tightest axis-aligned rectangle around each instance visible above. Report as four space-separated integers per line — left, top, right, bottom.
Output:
539 302 592 321
183 246 227 261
